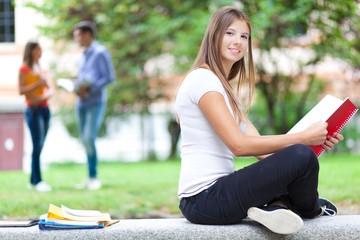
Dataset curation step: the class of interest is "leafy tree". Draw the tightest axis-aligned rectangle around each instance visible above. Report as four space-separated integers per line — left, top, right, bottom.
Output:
239 0 360 134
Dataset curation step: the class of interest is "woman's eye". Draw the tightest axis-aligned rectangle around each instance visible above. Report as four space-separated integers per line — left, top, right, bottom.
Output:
241 35 248 39
226 31 234 36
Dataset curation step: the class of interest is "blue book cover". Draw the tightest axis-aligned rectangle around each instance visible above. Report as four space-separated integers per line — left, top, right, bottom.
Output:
39 219 104 230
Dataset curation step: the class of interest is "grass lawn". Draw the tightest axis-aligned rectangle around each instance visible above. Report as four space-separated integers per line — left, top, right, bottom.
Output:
0 153 359 220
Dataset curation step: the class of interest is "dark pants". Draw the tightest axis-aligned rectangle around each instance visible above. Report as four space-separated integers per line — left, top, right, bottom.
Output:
179 144 321 225
25 106 50 185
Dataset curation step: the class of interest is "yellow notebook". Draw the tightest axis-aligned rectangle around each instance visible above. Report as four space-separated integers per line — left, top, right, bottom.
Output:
25 73 44 96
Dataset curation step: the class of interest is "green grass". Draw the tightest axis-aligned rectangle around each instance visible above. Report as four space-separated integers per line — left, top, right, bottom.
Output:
317 154 360 203
0 160 180 219
0 153 359 219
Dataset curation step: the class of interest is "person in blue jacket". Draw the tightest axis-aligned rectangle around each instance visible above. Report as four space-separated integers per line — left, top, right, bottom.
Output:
73 21 115 190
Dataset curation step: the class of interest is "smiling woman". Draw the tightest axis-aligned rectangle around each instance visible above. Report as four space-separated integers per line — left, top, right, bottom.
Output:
175 6 344 235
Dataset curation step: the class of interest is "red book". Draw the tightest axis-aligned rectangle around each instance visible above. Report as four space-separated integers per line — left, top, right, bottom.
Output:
287 95 358 157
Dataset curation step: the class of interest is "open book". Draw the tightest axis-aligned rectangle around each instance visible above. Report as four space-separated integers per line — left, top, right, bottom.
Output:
56 78 91 93
287 95 358 157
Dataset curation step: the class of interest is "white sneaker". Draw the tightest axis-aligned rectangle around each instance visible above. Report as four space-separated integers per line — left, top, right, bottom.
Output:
75 178 101 190
247 206 303 235
34 181 52 192
87 178 101 190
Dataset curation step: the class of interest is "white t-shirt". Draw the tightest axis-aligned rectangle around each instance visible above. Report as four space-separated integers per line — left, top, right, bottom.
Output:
176 68 246 199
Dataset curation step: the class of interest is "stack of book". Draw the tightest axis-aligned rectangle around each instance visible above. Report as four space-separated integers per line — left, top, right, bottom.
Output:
39 204 119 230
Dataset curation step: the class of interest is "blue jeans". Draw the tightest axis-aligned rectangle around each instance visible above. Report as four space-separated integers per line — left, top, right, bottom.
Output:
179 144 321 225
76 102 106 178
25 106 51 185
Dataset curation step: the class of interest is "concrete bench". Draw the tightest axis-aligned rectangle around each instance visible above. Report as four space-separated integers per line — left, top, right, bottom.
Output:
0 215 359 239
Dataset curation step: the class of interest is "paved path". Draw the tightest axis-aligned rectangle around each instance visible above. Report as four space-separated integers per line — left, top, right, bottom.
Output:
1 216 359 239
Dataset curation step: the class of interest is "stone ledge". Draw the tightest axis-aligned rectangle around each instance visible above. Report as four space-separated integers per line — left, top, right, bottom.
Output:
0 215 359 239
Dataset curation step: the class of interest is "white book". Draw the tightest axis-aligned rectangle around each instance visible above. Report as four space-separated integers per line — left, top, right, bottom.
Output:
56 78 75 92
56 78 91 92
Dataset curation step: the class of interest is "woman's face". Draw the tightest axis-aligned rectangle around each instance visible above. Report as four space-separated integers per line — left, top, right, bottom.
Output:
220 19 249 71
31 45 42 61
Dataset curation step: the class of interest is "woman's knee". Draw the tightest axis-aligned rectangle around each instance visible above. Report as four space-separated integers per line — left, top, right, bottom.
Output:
81 136 95 154
32 140 44 154
291 144 319 171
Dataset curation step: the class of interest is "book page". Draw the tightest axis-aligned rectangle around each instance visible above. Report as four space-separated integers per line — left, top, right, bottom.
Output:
61 205 102 217
57 78 75 92
288 95 344 134
62 212 111 222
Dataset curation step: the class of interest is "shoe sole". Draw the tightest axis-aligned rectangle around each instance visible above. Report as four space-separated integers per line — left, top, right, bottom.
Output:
247 207 303 235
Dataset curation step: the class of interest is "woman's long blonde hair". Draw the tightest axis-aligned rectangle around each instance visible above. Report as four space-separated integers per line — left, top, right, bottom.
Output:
191 6 255 124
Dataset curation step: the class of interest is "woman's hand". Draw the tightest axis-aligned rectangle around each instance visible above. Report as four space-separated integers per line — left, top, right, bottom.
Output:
322 133 344 151
302 122 344 151
76 86 90 99
37 76 47 87
302 121 328 146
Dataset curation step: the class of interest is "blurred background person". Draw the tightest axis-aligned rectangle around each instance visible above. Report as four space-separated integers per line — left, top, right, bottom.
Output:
73 21 115 190
18 40 53 192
